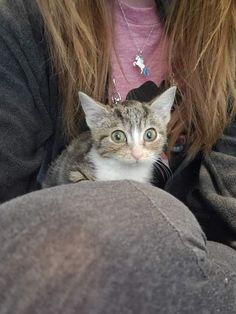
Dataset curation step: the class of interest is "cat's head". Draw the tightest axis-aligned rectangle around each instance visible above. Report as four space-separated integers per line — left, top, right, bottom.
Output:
79 87 176 165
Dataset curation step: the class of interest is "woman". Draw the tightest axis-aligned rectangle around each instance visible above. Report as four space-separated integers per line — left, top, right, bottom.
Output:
0 0 235 313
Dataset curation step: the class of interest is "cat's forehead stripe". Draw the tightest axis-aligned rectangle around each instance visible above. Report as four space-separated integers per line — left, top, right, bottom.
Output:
114 104 148 129
132 126 140 144
142 105 149 119
113 108 124 122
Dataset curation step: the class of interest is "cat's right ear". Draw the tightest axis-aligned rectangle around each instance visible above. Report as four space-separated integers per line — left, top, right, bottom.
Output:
79 92 108 128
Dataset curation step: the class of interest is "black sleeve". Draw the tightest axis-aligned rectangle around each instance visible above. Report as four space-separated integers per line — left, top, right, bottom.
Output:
165 115 236 247
0 0 53 203
197 117 236 245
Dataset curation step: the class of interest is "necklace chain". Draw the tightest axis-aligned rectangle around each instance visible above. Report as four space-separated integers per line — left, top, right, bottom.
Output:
111 78 122 104
111 0 159 104
117 0 156 54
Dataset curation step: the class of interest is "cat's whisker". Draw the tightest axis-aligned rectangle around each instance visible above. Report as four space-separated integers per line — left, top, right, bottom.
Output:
153 162 166 181
154 159 173 181
159 163 173 180
161 165 173 181
155 164 172 183
155 159 171 174
156 156 172 170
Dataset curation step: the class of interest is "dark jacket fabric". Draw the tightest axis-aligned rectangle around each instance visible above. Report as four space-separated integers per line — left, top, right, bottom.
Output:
166 121 236 247
0 0 66 201
0 0 236 247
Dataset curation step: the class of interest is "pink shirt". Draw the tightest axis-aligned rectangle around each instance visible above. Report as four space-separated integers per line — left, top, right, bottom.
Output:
110 0 168 103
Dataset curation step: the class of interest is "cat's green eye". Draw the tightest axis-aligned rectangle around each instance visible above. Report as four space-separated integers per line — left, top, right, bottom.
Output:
111 130 127 143
144 128 157 142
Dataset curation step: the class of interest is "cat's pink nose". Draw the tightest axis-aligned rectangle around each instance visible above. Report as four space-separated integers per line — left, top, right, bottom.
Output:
131 148 143 161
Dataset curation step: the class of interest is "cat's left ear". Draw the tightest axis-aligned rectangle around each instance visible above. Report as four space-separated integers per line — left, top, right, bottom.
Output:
79 92 108 128
149 86 177 124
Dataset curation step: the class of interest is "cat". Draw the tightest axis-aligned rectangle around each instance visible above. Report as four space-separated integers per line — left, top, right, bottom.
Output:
43 86 177 188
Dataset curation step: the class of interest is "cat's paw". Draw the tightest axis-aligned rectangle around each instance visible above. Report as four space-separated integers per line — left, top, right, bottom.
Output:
69 171 87 183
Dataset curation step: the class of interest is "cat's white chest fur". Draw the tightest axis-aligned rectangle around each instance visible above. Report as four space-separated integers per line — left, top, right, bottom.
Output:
89 148 153 183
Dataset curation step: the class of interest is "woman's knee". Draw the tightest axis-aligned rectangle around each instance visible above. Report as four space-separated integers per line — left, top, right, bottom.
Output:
0 181 235 313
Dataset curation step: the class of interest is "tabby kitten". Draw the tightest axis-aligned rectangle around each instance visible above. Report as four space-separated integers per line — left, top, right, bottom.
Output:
43 86 176 187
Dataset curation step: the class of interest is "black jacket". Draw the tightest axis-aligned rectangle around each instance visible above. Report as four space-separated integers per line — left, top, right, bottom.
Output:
0 0 235 247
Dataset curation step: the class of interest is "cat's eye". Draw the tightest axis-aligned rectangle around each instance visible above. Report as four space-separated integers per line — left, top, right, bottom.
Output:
144 128 158 142
111 130 127 143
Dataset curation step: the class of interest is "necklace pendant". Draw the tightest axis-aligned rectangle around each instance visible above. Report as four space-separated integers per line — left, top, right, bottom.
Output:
111 78 122 105
133 53 150 77
111 91 121 105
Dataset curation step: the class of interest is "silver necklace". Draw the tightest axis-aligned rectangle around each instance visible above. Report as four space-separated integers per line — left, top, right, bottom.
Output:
111 78 122 104
117 0 156 77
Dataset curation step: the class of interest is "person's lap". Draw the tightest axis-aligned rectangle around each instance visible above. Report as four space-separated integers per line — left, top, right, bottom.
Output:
0 180 235 314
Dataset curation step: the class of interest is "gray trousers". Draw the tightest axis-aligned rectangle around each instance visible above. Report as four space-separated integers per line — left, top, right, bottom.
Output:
0 181 235 314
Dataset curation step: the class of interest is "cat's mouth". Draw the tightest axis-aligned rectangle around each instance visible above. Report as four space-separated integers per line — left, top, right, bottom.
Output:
112 155 155 166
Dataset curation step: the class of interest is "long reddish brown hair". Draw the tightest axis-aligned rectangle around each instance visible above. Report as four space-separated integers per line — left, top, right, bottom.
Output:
166 0 236 157
36 0 236 158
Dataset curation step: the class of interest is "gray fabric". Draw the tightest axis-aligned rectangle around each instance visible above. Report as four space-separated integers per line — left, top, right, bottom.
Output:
0 0 66 203
0 181 235 313
0 0 236 252
165 118 236 245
